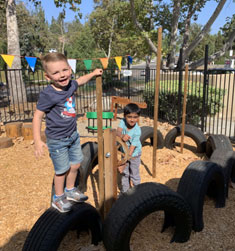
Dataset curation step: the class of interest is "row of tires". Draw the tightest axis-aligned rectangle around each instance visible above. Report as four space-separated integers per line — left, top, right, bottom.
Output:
77 124 234 193
23 124 235 250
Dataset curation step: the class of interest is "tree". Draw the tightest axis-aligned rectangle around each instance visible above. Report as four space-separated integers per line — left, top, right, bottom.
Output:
6 0 27 104
129 0 232 69
65 22 102 70
4 0 82 105
190 16 235 69
183 0 227 65
49 14 66 53
0 1 7 68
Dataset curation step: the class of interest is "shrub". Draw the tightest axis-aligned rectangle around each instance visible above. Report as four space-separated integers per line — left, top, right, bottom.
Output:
143 80 225 125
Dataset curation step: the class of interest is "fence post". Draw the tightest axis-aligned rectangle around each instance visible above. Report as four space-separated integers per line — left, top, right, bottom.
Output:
201 44 209 132
177 48 183 125
127 59 130 99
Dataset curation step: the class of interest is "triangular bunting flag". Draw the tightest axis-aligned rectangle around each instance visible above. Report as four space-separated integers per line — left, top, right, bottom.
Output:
68 59 77 73
127 55 133 64
99 58 109 69
25 56 37 72
83 59 92 70
115 56 122 71
1 54 15 68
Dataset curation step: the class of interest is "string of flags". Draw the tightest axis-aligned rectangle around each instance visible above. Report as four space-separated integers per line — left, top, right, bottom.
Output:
0 54 133 73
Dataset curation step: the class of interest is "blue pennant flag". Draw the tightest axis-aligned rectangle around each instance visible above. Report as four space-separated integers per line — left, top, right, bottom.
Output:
127 55 133 64
25 57 37 72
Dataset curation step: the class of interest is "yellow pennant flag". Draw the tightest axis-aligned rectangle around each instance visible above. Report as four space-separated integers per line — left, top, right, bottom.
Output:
1 54 15 68
115 56 122 71
99 58 109 69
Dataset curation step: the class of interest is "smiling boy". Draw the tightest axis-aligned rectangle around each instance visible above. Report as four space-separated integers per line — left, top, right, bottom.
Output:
33 52 103 213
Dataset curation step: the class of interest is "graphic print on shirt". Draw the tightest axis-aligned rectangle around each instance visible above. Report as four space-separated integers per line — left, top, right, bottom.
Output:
61 96 76 118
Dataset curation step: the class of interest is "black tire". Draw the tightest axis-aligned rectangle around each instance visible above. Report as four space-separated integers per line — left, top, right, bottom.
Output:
51 142 98 203
78 141 98 192
23 203 102 251
206 134 233 158
164 124 207 153
177 160 226 232
103 182 192 251
210 149 235 197
140 126 164 149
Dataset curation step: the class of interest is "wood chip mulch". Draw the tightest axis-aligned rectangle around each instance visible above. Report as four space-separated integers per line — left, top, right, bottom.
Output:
0 117 235 251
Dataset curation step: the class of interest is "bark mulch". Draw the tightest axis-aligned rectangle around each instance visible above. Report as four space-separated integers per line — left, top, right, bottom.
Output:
0 117 235 250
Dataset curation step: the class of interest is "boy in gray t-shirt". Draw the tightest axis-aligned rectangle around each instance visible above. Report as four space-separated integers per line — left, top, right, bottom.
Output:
33 52 103 213
116 103 142 193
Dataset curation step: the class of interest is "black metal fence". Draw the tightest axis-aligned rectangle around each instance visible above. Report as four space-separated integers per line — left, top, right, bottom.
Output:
0 67 235 138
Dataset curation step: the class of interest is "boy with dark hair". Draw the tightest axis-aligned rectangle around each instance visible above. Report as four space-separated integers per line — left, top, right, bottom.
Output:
33 52 103 213
116 103 142 193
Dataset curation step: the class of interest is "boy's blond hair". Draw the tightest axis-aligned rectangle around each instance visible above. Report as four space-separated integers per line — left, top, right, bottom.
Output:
41 52 68 71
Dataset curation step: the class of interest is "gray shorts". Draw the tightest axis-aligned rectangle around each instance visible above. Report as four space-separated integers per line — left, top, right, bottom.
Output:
47 131 84 175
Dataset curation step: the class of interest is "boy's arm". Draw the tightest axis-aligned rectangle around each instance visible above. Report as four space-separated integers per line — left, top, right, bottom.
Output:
116 127 123 138
129 145 136 156
117 127 131 142
76 68 103 86
33 109 47 158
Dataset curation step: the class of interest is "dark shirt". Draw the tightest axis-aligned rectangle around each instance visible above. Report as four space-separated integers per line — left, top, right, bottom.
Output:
37 80 79 139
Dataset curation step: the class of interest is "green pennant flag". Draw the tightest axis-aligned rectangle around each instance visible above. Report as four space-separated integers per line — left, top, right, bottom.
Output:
83 59 92 70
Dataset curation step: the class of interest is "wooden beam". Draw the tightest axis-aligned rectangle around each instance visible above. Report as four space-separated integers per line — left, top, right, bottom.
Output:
180 64 189 153
96 76 104 217
104 128 117 217
152 27 162 178
111 96 147 120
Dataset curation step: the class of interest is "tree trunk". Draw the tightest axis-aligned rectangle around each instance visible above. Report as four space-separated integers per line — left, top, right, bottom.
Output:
184 0 226 61
168 0 181 69
129 0 157 53
6 0 27 105
190 29 235 69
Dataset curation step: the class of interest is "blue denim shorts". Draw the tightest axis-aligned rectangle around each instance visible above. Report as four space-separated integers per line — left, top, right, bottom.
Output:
47 131 84 175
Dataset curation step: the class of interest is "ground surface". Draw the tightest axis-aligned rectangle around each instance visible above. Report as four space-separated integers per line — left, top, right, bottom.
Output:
0 116 235 251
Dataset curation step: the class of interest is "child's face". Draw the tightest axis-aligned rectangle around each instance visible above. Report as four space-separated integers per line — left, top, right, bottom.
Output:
44 60 72 89
125 112 139 128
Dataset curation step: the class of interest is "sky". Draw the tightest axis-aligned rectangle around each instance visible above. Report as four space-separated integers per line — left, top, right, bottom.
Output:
24 0 235 35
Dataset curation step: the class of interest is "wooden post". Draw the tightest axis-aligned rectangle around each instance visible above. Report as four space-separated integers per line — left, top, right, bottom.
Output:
104 128 117 217
96 76 105 217
152 27 162 178
180 64 189 153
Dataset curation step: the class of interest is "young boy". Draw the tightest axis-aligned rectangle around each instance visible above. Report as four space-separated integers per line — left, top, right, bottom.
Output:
116 103 142 193
33 52 103 213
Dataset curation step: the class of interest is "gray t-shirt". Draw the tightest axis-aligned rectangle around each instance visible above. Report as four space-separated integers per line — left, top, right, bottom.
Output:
37 80 79 139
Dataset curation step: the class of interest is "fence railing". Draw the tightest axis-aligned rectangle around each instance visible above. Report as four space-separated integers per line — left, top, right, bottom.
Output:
0 67 235 138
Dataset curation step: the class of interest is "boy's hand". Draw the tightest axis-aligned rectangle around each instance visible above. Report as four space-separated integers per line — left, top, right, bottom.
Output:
121 134 131 142
34 140 48 158
118 164 126 173
93 68 103 76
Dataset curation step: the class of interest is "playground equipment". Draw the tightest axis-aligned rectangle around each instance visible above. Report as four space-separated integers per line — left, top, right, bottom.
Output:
110 96 147 120
86 111 113 134
22 26 235 250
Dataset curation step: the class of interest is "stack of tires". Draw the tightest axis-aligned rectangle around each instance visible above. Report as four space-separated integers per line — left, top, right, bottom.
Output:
23 124 235 251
